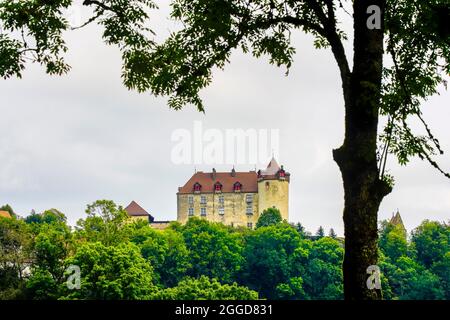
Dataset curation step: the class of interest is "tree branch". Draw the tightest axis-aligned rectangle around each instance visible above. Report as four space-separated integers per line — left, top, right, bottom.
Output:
82 0 114 12
71 11 104 30
302 0 351 100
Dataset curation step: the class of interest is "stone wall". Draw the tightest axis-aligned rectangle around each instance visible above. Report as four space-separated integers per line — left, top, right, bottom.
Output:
150 222 172 230
177 192 260 228
257 179 289 220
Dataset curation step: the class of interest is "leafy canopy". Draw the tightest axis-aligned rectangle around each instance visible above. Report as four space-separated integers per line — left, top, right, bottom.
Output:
256 207 283 228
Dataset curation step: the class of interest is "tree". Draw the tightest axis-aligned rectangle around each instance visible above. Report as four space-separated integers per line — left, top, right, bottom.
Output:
2 0 449 299
26 269 59 300
256 207 282 228
180 218 244 284
381 256 445 300
431 252 450 299
75 200 129 246
31 225 72 276
275 277 307 300
302 237 344 299
411 220 449 268
62 242 156 300
0 216 31 299
24 209 67 227
129 223 191 287
242 223 310 299
328 228 337 239
315 226 325 239
152 276 258 300
379 220 408 262
21 209 73 299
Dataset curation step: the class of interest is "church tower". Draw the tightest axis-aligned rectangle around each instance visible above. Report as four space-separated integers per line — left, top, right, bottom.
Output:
257 157 290 220
390 210 407 238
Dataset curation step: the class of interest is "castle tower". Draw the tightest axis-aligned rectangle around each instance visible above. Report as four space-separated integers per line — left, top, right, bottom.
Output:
257 157 290 220
390 210 407 237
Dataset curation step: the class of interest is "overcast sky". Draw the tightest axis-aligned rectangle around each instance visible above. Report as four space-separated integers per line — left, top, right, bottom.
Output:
1 2 449 236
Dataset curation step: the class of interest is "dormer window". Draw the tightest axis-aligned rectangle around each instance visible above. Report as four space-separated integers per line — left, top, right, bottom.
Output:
193 182 202 193
214 181 222 192
233 181 242 192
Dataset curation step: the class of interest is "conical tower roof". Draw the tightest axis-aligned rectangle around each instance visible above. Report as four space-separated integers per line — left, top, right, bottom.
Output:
390 210 404 226
261 157 281 175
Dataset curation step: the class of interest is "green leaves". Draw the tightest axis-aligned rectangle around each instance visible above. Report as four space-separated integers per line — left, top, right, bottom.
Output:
121 0 334 111
152 275 258 300
379 219 449 299
379 220 408 262
129 224 191 287
0 0 72 78
0 0 157 78
75 200 129 246
411 220 449 269
1 202 448 300
256 207 283 228
380 0 450 178
180 217 244 284
0 34 24 78
63 242 156 299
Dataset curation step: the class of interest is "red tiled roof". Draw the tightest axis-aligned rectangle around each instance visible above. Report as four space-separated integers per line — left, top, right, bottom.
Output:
124 201 152 218
178 171 258 194
0 211 12 219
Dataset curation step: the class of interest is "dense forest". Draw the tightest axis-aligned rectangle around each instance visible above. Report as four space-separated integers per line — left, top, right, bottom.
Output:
0 202 448 300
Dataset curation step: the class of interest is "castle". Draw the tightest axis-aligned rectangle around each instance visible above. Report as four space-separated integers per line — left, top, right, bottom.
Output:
124 157 290 229
176 157 290 228
115 162 410 233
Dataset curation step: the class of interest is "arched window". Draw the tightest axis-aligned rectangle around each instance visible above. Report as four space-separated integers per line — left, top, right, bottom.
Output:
214 181 222 192
233 181 242 192
193 182 202 193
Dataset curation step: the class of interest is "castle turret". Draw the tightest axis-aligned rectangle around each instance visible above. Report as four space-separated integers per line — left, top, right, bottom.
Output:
390 210 407 237
257 157 290 220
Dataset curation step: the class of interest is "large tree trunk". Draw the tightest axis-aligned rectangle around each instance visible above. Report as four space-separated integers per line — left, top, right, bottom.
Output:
333 0 392 300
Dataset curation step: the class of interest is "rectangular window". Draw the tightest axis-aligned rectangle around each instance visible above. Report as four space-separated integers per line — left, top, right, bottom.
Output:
218 207 225 215
247 222 253 229
200 196 207 205
201 207 207 216
246 194 253 203
188 207 194 216
219 195 224 204
188 196 193 206
246 205 253 215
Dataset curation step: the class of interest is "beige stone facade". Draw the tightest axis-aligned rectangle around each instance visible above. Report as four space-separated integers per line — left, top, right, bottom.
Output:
257 179 289 221
177 191 260 228
177 158 290 228
150 221 172 230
